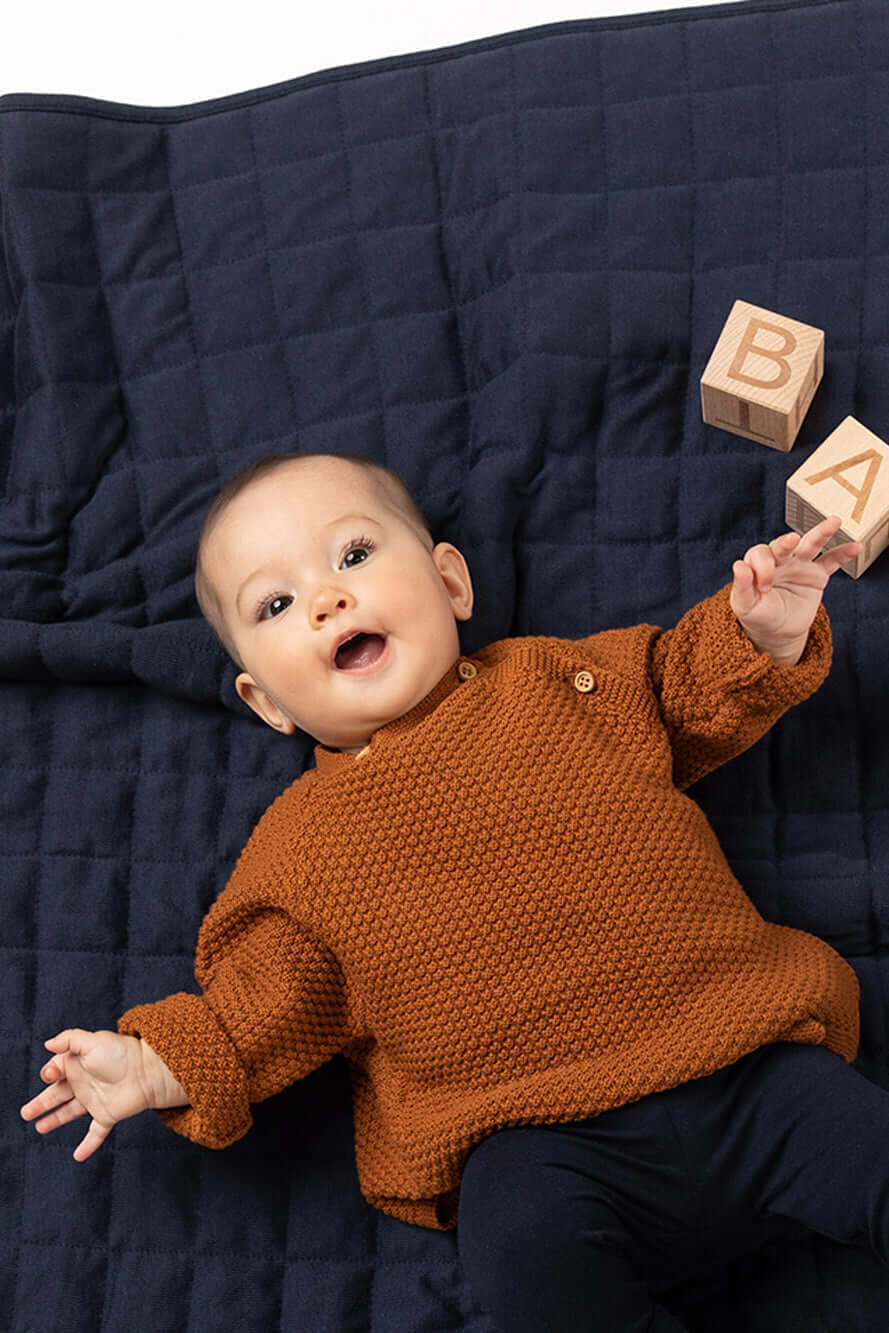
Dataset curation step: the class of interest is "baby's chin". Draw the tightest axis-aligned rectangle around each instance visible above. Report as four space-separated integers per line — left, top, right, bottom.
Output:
321 645 459 750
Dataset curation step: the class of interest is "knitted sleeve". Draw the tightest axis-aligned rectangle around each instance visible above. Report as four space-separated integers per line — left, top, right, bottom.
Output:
117 831 357 1149
647 580 832 791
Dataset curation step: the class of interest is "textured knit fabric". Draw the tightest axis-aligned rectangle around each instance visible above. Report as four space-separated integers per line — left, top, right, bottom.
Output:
117 582 861 1231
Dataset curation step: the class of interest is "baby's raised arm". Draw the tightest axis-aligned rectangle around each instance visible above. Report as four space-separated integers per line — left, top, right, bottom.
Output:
19 1028 189 1161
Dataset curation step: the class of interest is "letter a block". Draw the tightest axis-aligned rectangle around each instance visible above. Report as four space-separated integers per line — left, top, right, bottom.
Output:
786 416 889 578
701 300 824 451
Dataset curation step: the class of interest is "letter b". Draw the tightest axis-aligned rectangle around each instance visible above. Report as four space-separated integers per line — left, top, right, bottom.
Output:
727 318 796 390
700 300 824 451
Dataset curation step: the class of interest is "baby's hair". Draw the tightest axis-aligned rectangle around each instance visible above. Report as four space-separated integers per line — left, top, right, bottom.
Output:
194 451 435 668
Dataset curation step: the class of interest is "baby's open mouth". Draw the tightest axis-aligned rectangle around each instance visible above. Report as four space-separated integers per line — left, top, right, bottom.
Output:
334 632 388 671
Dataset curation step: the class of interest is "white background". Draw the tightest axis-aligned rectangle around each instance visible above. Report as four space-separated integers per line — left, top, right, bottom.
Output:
2 0 746 107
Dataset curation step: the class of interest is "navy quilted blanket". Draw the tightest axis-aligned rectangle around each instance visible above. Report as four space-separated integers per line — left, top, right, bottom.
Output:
5 0 889 1327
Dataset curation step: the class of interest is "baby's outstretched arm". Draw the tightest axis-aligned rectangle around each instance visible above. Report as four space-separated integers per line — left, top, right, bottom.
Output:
20 1029 188 1161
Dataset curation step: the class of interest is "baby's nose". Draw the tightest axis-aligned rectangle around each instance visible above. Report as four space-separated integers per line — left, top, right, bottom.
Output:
312 594 349 626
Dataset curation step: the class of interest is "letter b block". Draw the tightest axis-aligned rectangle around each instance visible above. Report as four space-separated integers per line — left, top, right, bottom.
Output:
701 300 824 451
786 416 889 578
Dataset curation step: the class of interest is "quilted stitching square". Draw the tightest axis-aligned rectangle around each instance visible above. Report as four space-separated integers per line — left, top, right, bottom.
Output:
783 75 866 173
350 135 441 230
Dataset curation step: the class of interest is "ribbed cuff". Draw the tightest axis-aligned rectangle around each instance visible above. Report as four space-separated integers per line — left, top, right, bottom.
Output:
118 991 252 1149
711 582 833 704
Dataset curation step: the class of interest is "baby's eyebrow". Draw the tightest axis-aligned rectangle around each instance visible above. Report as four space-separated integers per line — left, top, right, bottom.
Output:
234 513 381 618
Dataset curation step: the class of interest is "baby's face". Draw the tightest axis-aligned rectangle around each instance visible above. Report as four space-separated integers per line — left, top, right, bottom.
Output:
203 461 474 751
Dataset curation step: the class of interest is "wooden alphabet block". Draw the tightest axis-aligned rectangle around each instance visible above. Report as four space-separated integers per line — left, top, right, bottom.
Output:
785 416 889 578
701 300 824 451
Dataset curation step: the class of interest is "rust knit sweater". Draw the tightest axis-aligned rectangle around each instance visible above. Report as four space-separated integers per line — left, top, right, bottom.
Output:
118 582 860 1231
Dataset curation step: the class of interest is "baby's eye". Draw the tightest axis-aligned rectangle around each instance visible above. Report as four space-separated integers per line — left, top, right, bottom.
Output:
341 536 376 569
255 537 375 621
259 594 292 621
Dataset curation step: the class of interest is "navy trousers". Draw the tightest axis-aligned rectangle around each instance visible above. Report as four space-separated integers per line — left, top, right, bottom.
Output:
457 1041 889 1332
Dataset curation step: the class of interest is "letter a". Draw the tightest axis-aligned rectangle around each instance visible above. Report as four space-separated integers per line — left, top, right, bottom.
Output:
727 318 796 391
804 449 882 524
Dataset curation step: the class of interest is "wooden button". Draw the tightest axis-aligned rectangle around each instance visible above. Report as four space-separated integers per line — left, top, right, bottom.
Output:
574 670 596 693
458 660 478 680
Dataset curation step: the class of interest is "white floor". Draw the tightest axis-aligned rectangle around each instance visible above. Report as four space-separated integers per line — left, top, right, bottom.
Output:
2 0 748 106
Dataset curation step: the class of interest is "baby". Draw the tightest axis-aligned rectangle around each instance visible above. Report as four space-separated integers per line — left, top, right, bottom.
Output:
21 452 888 1333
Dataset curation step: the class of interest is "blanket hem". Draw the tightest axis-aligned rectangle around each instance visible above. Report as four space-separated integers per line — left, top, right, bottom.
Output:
0 0 846 124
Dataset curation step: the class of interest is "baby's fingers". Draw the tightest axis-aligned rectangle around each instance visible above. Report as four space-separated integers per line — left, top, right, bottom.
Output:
740 541 778 593
815 539 863 577
43 1031 72 1053
44 1029 92 1057
20 1079 80 1131
73 1119 112 1163
791 513 844 560
33 1097 88 1138
730 559 761 618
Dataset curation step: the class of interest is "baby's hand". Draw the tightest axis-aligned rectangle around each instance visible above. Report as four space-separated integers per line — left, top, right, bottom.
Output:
729 515 862 663
20 1029 168 1161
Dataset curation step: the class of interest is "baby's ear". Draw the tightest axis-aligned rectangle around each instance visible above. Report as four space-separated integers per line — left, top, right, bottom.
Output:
235 673 296 734
433 542 474 621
